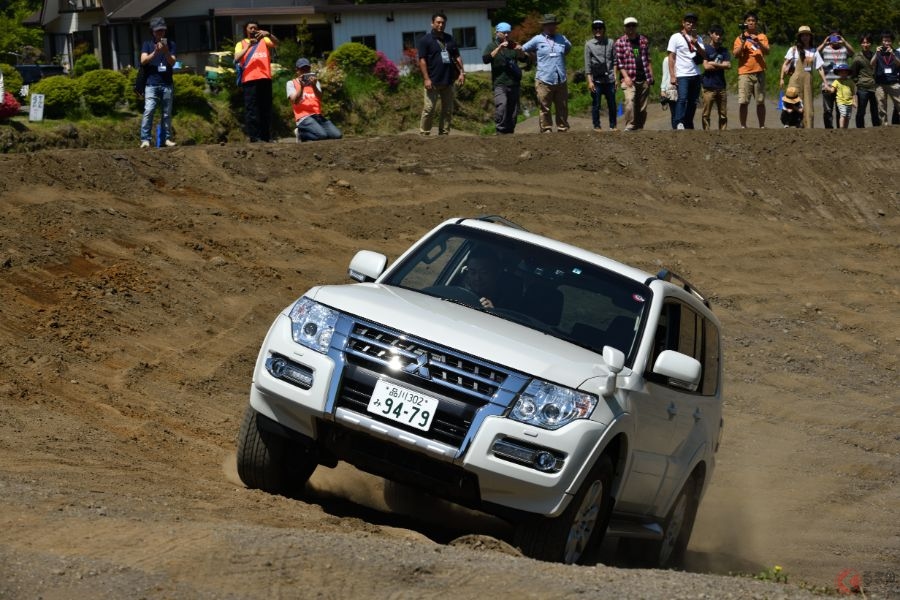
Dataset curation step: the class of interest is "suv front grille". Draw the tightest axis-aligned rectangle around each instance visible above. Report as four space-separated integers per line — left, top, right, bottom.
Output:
345 322 508 402
334 319 515 449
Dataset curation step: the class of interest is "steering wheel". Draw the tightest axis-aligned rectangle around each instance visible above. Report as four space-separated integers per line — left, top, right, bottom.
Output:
423 285 483 307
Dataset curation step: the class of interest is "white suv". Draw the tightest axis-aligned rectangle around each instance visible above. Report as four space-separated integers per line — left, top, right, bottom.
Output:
237 217 724 566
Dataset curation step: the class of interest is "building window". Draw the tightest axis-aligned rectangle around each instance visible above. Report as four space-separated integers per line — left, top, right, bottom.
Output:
452 27 477 49
351 35 376 50
170 18 211 53
402 31 426 50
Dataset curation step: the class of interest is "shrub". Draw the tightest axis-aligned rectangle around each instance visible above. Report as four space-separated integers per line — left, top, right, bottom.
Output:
30 76 81 118
328 42 377 73
1 64 24 98
74 54 101 77
79 69 126 115
173 73 212 116
373 51 399 88
0 92 21 119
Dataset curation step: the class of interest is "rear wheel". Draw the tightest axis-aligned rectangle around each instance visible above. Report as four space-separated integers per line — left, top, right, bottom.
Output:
621 476 699 569
236 406 318 497
513 455 614 564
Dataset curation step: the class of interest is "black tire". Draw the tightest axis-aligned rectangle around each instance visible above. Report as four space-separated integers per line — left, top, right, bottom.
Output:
236 406 317 497
621 476 699 569
514 455 614 564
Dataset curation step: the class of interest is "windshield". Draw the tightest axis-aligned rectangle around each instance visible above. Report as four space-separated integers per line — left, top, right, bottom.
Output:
382 225 651 361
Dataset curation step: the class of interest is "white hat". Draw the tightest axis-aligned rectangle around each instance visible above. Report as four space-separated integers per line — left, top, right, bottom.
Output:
624 17 638 26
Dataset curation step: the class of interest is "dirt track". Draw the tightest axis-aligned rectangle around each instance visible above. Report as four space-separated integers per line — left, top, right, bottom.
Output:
0 126 898 598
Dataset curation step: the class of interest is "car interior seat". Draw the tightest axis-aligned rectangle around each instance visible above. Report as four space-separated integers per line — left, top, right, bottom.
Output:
522 282 564 327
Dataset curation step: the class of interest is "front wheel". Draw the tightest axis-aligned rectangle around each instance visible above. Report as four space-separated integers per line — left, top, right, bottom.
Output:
236 406 318 497
513 455 614 564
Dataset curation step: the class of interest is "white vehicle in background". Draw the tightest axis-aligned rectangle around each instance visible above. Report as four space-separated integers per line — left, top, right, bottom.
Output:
237 216 724 566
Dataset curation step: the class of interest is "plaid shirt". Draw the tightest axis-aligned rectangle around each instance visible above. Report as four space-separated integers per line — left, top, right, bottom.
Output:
614 34 654 85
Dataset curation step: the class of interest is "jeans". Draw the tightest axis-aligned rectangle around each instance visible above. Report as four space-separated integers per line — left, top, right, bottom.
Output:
297 114 342 142
420 85 455 134
674 75 701 129
590 82 617 128
140 84 173 143
493 84 520 133
855 89 880 127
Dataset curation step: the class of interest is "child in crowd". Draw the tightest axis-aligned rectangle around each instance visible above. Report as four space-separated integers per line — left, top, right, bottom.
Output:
830 63 856 128
780 85 804 127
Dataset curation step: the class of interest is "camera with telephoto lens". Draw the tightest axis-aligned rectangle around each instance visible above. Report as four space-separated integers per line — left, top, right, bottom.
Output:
739 23 748 32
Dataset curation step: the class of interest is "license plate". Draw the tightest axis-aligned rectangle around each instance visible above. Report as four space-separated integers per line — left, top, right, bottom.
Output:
367 380 439 432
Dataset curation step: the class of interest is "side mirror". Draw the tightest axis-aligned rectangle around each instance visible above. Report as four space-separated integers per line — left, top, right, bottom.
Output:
652 350 701 390
348 250 387 282
599 346 625 396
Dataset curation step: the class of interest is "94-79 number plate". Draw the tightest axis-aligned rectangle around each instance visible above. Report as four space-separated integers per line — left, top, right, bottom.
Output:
367 380 439 431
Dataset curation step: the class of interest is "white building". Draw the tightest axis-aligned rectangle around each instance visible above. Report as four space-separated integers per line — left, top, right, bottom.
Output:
28 0 504 74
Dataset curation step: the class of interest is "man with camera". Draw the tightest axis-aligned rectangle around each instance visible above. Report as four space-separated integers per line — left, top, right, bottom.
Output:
870 32 900 126
234 20 279 142
287 58 342 142
817 31 855 129
482 22 530 134
732 12 770 128
667 12 707 129
138 17 176 148
584 19 617 131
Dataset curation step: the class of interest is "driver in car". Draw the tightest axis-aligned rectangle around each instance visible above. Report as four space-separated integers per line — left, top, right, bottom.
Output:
462 247 504 309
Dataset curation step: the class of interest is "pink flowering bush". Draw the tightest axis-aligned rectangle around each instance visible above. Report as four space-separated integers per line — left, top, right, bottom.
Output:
0 92 20 119
372 51 399 89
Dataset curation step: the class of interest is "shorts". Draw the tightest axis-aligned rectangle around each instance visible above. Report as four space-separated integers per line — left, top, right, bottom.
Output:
837 103 853 118
738 73 766 104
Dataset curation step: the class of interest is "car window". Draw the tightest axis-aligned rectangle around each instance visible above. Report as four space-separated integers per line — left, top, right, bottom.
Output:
383 225 651 361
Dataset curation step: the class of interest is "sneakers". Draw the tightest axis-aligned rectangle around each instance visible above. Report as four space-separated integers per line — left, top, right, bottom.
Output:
164 139 177 147
676 123 685 130
140 140 150 148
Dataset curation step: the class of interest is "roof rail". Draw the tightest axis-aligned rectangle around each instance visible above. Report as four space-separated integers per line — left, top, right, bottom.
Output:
654 269 710 307
473 215 528 231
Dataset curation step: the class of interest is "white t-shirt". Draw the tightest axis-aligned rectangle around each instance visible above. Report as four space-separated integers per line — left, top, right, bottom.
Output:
667 32 702 77
784 46 824 72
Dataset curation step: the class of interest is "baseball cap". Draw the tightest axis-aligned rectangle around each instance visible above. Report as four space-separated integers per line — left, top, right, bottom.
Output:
833 63 851 73
797 25 812 34
592 20 605 29
149 17 167 31
684 12 698 22
496 22 512 33
624 17 638 26
295 58 311 69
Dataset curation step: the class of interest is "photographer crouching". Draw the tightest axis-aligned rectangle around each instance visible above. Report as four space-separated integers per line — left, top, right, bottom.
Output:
287 58 342 142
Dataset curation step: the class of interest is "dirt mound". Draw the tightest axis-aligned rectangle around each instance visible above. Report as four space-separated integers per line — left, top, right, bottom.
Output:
0 126 897 598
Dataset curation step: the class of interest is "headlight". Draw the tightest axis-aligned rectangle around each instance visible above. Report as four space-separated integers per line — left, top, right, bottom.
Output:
509 380 598 430
288 297 339 353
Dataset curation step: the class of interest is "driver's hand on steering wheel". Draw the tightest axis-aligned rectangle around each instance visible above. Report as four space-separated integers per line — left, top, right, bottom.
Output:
479 297 495 309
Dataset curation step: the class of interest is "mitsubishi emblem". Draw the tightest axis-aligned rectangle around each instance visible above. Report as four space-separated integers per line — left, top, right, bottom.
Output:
403 353 431 379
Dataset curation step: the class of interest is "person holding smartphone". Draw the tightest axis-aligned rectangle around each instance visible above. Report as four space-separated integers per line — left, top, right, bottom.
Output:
139 17 176 148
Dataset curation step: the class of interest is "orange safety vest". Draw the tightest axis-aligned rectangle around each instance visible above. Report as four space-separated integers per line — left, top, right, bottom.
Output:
291 78 322 122
235 38 272 83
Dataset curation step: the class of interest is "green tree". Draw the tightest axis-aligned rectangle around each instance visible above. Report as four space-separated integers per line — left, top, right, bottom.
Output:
0 0 44 60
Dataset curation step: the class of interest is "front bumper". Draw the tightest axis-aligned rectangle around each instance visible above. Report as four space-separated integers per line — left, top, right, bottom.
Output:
248 312 613 517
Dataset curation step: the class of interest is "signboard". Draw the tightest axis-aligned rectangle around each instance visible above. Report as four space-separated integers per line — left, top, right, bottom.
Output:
29 93 44 122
